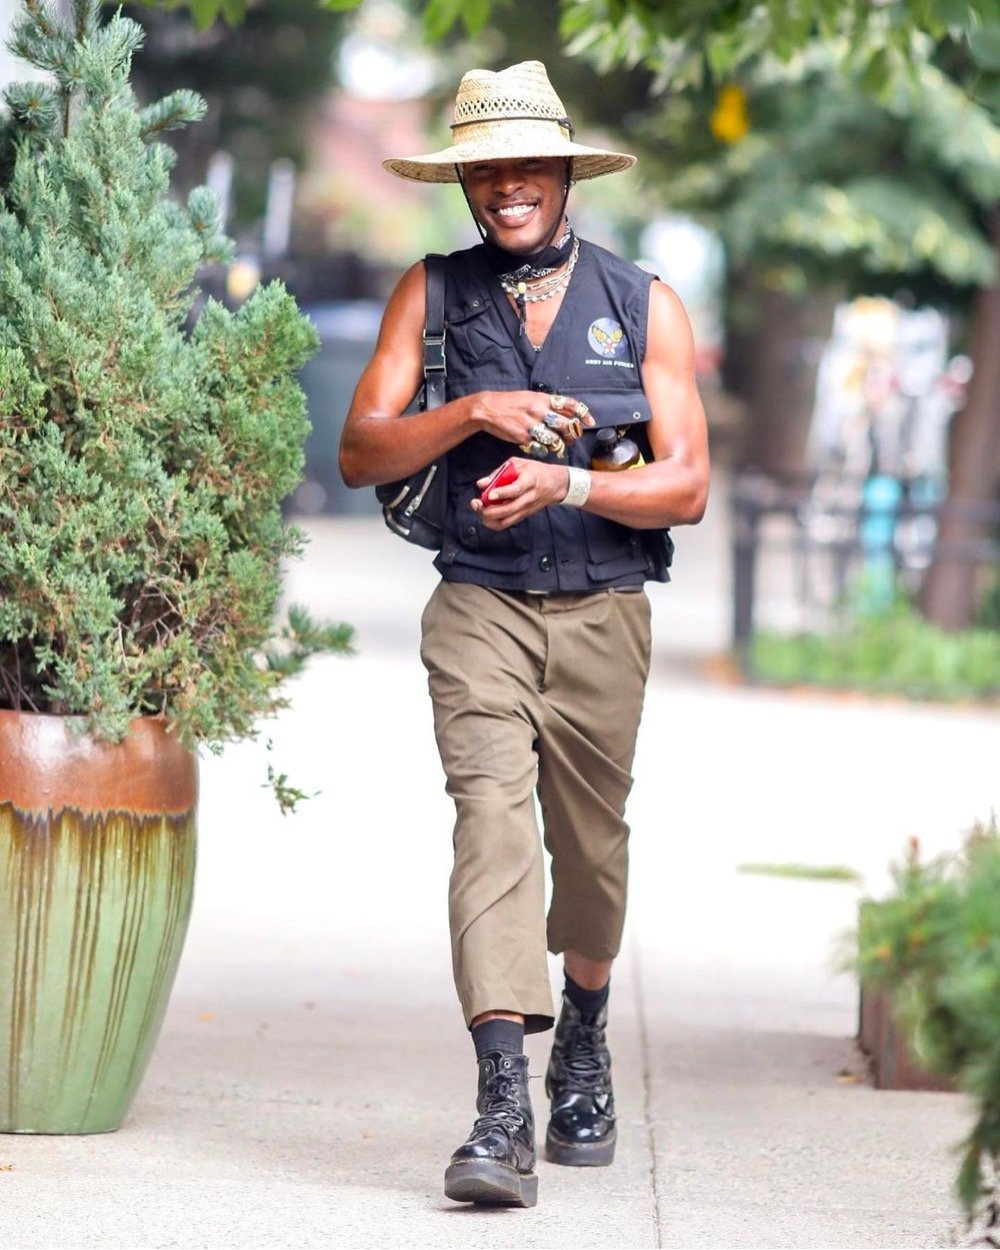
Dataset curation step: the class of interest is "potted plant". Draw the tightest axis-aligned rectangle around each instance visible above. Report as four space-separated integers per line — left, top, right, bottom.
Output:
0 0 349 1134
857 815 1000 1233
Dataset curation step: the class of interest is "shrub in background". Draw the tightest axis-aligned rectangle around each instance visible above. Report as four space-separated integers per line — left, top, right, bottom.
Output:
858 815 1000 1227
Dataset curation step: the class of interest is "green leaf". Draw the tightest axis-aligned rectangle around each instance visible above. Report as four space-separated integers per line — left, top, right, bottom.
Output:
422 0 464 41
930 0 970 27
969 23 1000 70
188 0 222 31
860 45 892 95
219 0 247 24
461 0 493 36
971 69 1000 117
318 0 366 10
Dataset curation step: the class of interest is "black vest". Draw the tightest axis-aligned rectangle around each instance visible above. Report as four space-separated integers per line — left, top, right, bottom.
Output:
435 238 673 592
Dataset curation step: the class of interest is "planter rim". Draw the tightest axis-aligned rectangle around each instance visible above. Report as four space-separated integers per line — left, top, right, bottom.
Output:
0 710 198 815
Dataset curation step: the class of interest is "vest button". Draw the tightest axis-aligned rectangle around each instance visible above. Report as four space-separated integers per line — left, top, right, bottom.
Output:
533 383 550 392
538 554 553 572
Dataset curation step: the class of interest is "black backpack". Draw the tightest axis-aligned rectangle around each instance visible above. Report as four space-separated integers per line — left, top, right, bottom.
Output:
375 254 449 550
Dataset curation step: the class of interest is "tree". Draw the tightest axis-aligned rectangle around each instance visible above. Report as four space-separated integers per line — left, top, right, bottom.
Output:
552 0 1000 631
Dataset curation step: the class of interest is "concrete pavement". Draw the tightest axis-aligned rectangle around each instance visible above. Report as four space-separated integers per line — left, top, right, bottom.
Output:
1 479 996 1248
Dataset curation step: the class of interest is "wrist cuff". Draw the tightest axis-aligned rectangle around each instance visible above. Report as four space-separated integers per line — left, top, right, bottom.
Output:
559 466 592 509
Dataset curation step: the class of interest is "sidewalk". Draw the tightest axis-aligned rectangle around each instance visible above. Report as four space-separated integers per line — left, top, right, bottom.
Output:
2 484 996 1249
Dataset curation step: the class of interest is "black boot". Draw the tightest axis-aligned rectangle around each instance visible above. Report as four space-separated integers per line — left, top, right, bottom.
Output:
444 1052 538 1207
545 994 616 1166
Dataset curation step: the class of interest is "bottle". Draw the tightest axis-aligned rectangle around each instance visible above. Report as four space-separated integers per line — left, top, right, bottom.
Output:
590 426 641 472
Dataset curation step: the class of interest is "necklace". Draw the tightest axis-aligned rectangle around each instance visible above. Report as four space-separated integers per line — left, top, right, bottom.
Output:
500 236 581 305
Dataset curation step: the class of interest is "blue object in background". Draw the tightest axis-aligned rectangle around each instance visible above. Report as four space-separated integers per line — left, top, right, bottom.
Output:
858 473 903 613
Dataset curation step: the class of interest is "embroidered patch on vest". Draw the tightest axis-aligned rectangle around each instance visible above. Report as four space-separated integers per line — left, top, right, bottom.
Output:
587 318 627 358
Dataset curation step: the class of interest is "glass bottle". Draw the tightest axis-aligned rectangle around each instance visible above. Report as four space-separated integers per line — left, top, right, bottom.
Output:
590 426 641 471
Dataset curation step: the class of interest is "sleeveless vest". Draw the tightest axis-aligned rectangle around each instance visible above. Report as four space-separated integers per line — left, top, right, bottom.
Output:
435 238 674 592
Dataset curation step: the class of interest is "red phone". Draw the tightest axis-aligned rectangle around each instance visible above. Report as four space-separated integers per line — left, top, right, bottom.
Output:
480 459 520 506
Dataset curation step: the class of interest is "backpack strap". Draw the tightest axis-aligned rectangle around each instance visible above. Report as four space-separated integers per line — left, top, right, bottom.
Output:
422 253 447 411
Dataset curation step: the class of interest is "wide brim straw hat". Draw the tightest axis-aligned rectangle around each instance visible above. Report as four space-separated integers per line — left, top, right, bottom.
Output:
383 60 636 184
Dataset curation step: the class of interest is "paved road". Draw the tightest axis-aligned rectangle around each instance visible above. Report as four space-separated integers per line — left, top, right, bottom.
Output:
2 481 996 1248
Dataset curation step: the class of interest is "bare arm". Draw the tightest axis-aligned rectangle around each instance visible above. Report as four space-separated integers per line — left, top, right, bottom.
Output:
339 262 592 489
471 281 710 529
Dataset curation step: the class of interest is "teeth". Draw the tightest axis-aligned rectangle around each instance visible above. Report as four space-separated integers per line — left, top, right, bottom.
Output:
496 204 533 219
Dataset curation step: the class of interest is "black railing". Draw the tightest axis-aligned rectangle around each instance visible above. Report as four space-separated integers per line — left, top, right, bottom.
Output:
730 470 1000 659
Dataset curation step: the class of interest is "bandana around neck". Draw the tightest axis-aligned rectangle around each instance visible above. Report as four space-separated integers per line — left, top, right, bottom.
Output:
482 223 575 282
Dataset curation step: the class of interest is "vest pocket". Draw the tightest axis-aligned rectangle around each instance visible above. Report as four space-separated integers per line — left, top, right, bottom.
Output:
446 298 512 372
582 514 650 582
440 472 533 574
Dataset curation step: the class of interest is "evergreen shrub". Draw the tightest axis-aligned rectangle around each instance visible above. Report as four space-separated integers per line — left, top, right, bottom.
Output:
0 1 350 774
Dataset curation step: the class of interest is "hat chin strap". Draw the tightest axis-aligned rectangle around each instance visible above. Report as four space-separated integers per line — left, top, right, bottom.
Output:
456 158 573 259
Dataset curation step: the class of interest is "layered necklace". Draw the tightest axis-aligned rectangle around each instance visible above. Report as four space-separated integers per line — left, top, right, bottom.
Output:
493 225 579 337
500 236 580 306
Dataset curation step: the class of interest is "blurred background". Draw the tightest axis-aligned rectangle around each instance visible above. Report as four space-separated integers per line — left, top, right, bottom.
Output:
2 0 997 697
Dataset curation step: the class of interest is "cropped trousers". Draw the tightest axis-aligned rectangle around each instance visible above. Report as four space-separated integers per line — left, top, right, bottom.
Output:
420 581 652 1034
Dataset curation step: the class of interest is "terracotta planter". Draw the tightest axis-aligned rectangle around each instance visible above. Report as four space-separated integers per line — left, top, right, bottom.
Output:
0 711 198 1133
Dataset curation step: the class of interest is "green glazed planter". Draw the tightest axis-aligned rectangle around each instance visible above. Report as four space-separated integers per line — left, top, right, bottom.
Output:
0 711 197 1134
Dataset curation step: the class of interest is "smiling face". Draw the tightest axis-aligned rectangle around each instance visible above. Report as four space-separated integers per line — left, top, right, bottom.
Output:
461 156 569 256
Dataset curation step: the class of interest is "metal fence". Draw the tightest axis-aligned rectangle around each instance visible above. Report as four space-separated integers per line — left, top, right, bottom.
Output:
730 469 1000 657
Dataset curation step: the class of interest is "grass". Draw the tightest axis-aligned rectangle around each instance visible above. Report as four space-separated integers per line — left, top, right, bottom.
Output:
737 861 863 883
750 598 1000 702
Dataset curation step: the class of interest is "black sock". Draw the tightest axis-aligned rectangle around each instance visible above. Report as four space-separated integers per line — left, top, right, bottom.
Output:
565 972 609 1018
471 1018 525 1060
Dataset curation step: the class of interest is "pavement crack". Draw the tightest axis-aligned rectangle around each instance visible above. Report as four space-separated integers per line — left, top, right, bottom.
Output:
632 936 663 1249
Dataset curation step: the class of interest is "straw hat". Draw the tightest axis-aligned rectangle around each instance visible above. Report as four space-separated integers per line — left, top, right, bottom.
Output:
383 60 636 184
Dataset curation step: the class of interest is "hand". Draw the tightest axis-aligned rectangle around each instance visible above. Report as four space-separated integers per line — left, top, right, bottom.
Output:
469 459 570 530
472 390 595 451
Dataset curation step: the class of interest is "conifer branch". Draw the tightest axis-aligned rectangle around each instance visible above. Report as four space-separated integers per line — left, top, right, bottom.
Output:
137 90 206 140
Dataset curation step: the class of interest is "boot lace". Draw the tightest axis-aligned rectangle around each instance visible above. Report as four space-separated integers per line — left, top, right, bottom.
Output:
470 1072 525 1141
558 1022 609 1094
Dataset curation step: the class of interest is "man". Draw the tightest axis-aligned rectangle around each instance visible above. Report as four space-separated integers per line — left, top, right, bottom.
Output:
339 60 708 1209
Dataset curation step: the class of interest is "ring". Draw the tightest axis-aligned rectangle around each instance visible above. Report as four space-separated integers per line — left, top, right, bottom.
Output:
576 402 590 420
529 423 562 447
550 394 566 411
519 428 566 459
543 411 562 429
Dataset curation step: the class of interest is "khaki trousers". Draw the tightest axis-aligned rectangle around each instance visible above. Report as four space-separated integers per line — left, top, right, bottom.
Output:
420 581 652 1034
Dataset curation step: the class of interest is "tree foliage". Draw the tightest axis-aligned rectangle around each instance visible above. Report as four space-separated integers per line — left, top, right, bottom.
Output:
636 46 999 296
0 1 351 756
135 0 1000 124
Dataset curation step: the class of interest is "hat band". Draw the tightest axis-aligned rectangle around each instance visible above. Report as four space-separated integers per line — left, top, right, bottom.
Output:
451 114 575 139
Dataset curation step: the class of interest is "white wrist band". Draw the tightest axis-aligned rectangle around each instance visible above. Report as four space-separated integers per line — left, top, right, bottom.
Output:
560 466 592 508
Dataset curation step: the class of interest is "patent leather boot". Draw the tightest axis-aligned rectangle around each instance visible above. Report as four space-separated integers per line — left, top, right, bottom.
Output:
444 1052 538 1207
545 994 616 1166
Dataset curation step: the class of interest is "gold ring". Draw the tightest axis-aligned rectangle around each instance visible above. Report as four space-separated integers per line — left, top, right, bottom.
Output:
550 394 566 411
519 432 566 459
